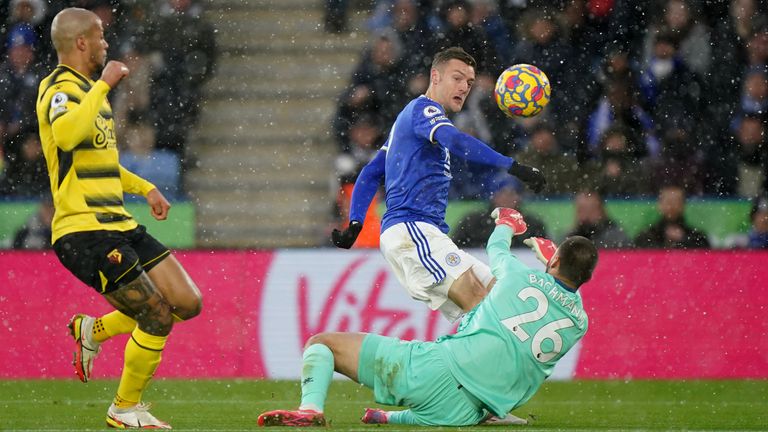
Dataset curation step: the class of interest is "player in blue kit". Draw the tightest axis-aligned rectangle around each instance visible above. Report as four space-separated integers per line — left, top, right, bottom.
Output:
258 208 598 427
332 47 546 323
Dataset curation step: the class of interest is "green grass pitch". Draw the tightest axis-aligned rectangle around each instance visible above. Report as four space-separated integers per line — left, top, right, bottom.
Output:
1 379 766 431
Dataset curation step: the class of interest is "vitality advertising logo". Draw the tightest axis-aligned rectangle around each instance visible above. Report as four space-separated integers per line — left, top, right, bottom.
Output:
259 250 457 378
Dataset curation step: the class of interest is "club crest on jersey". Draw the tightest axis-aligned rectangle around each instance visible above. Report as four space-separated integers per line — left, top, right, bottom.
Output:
51 92 69 117
423 105 441 118
107 249 122 264
445 252 461 266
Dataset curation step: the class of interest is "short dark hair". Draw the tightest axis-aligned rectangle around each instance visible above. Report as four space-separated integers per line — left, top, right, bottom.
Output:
432 47 476 70
557 236 598 287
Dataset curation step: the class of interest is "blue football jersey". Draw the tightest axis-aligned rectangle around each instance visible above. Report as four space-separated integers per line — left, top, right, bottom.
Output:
381 95 455 233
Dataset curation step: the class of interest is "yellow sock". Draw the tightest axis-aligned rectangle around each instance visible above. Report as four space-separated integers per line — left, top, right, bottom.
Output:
93 311 136 343
114 328 167 408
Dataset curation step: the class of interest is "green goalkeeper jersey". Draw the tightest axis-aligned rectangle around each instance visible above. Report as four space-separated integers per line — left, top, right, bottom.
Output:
435 225 588 417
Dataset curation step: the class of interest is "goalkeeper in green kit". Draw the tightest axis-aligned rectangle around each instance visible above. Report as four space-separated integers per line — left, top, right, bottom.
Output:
258 208 599 427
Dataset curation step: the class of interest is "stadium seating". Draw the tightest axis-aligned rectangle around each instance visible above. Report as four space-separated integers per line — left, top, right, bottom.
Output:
186 0 366 247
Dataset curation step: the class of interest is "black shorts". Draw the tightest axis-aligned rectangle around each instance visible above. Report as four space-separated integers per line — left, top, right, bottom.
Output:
53 225 170 294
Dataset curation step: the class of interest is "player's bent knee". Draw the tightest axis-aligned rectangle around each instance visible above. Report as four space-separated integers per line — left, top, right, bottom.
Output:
174 294 203 320
304 333 336 350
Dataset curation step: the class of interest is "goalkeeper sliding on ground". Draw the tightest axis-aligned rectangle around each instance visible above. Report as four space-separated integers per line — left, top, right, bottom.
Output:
257 208 599 427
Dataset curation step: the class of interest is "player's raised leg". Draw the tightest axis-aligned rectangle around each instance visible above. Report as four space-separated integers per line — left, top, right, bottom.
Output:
446 265 495 313
68 253 201 384
103 272 174 429
257 332 366 427
146 255 202 321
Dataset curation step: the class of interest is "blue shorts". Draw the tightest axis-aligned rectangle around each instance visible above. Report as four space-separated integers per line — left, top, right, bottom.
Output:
358 334 487 426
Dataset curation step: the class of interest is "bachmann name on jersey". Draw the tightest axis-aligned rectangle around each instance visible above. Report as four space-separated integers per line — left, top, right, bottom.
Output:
36 64 155 243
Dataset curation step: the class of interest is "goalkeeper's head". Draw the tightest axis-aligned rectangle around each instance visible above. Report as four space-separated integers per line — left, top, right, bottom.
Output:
547 236 598 289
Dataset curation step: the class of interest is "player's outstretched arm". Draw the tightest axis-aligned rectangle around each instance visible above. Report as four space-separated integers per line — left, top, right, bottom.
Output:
433 126 546 192
487 208 530 279
331 149 385 249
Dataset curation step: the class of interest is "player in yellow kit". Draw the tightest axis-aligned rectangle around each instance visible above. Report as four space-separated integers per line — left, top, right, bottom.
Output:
36 7 202 429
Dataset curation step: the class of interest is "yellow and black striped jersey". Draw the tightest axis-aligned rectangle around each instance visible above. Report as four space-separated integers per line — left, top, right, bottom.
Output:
36 64 155 243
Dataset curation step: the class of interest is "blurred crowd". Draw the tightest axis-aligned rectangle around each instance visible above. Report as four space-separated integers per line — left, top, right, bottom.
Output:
328 0 768 249
0 0 216 203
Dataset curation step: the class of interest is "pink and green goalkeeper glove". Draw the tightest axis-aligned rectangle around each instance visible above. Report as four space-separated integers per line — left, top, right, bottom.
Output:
491 207 528 235
523 237 557 266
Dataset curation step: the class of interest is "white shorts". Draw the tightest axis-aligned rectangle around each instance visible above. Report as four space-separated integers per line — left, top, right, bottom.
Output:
379 221 493 322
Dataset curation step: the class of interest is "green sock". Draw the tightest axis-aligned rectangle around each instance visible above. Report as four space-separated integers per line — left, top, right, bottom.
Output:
298 344 334 412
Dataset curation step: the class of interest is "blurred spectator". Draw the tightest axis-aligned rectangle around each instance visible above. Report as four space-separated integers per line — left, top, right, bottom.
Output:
638 27 703 132
565 190 632 248
585 78 659 160
733 115 767 198
335 113 384 184
583 126 650 198
367 0 440 32
0 127 48 197
148 0 216 158
746 194 768 248
86 0 123 55
647 126 704 196
333 30 405 150
738 68 768 117
557 0 636 139
514 123 580 195
119 115 182 201
0 22 41 146
634 184 710 248
643 0 711 75
452 175 547 248
432 0 498 75
705 0 754 129
725 194 768 249
1 0 48 60
469 0 513 66
389 0 435 76
113 44 152 130
511 9 576 141
745 26 768 69
12 194 53 249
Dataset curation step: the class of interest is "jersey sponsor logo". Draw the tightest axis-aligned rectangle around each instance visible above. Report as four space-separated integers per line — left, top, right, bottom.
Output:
445 252 461 266
423 105 442 118
94 115 117 149
107 249 122 264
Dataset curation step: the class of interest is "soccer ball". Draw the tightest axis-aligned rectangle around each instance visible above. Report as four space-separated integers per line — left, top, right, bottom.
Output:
494 64 551 118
